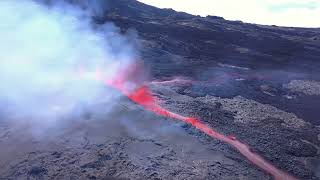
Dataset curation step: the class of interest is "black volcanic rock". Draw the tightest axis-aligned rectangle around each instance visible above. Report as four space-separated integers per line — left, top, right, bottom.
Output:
40 0 320 76
2 1 320 180
80 0 320 77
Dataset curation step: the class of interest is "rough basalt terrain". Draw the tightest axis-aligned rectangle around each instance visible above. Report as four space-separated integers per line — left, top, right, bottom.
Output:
1 0 320 179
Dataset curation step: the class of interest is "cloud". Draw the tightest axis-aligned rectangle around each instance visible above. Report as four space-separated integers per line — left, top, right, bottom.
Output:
138 0 320 27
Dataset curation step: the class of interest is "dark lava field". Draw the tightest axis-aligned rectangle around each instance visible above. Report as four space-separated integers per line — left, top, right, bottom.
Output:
1 0 320 179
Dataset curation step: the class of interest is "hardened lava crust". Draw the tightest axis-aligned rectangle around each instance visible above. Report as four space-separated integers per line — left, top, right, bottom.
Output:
1 0 320 179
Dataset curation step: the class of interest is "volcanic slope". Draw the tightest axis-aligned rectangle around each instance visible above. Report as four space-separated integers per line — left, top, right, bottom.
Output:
1 0 320 179
94 1 320 178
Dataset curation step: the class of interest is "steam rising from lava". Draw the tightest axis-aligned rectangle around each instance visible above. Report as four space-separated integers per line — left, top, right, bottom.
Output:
0 0 137 121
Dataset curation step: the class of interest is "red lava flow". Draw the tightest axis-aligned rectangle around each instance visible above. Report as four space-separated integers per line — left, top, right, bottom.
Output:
92 66 298 180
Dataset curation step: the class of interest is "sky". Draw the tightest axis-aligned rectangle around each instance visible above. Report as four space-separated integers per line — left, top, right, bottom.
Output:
138 0 320 28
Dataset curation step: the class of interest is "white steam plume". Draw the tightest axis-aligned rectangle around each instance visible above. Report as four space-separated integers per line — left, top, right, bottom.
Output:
0 0 137 122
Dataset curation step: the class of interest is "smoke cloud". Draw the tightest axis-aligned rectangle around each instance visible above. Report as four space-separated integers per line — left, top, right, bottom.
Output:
0 0 138 123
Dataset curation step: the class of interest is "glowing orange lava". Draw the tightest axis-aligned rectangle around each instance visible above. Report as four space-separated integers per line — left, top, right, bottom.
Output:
92 65 298 180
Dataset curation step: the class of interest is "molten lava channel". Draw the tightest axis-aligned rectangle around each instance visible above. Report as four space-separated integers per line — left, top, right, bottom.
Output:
93 66 298 180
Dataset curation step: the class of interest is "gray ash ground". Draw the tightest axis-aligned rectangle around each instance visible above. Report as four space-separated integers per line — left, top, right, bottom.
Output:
1 0 320 179
0 97 268 180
